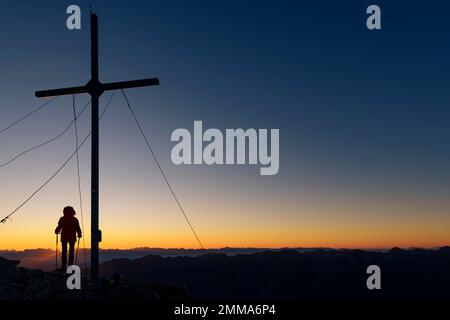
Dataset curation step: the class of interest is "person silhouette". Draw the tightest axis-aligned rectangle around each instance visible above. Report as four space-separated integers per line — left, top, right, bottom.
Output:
55 206 82 270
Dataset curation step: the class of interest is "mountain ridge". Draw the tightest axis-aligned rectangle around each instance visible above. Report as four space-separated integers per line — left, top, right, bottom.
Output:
98 247 450 299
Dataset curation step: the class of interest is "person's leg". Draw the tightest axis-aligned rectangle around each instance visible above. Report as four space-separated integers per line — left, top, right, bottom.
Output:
68 242 75 266
61 241 68 269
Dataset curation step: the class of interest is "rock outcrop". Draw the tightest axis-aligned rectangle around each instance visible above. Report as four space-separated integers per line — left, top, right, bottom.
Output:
0 256 188 300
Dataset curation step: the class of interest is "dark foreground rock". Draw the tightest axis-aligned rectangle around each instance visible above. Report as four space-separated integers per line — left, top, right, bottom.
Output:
0 257 188 300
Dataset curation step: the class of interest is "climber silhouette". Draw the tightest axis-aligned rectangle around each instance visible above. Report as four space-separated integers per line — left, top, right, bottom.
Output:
55 206 82 270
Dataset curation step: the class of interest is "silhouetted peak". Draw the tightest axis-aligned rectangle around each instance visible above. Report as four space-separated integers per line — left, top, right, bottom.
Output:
349 249 367 254
388 247 405 254
410 248 428 255
197 253 228 260
137 254 165 263
0 256 20 269
437 246 450 254
253 249 300 257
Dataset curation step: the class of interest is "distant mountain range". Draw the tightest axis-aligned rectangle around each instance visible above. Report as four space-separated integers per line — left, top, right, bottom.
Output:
98 247 450 299
0 247 339 270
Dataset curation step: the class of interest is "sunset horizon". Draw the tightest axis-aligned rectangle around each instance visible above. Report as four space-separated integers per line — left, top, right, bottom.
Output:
2 236 449 252
2 244 449 251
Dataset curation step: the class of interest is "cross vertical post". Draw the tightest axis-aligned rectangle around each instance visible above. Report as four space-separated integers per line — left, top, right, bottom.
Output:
35 11 159 281
90 13 100 281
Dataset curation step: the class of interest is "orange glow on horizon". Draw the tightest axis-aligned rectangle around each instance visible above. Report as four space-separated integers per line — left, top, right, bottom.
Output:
1 224 448 251
1 177 450 251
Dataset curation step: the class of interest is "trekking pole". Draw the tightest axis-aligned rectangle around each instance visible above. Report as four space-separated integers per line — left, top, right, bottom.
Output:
55 233 59 270
75 237 80 265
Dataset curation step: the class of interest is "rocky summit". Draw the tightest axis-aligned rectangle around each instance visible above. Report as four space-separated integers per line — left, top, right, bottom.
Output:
0 256 188 300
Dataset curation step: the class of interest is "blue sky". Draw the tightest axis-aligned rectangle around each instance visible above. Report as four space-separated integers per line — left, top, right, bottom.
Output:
0 1 449 249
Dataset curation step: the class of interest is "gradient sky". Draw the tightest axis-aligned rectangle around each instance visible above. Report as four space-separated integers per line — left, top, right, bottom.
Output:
1 0 449 250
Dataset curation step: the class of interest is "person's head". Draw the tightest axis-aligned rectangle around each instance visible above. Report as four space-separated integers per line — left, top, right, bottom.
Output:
63 206 76 216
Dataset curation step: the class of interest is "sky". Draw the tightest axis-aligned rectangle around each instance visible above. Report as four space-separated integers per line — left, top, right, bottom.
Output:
0 0 449 250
